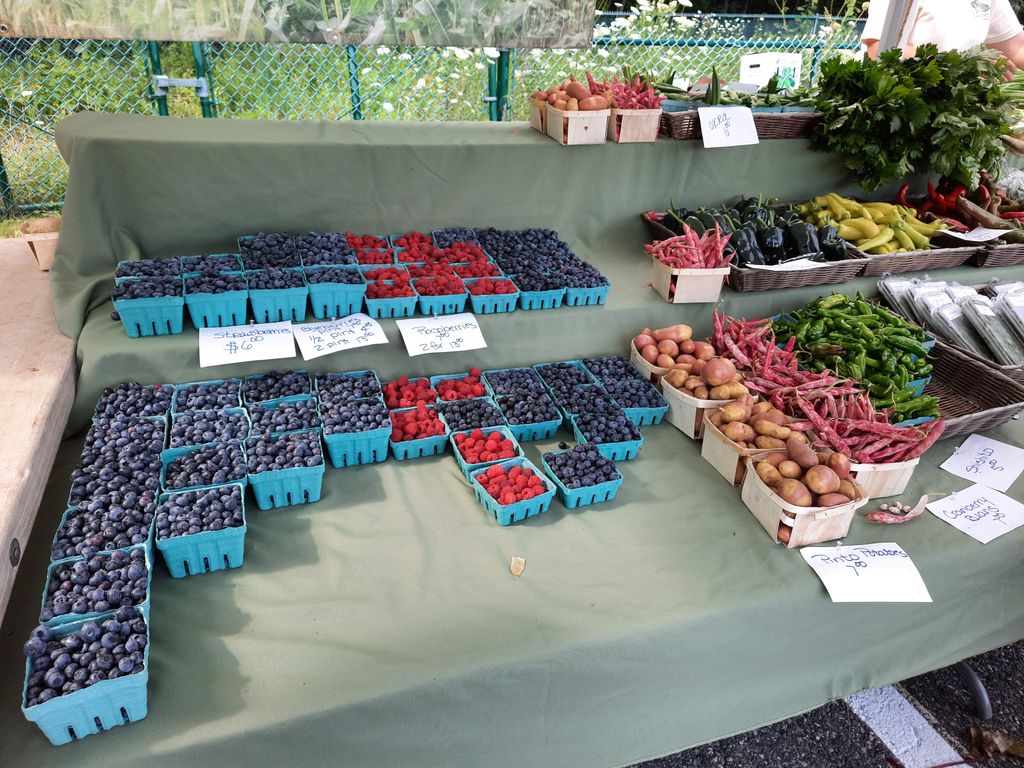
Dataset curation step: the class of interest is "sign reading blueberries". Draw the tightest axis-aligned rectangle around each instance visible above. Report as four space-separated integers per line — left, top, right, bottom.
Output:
799 543 932 603
291 313 388 361
939 434 1024 492
697 107 758 149
198 321 296 368
394 313 487 357
926 485 1024 544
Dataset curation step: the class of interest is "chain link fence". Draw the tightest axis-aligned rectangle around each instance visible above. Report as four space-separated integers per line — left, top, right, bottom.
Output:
0 13 863 216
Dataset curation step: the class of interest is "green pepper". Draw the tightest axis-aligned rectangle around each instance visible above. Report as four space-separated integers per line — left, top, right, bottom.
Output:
730 228 766 266
888 335 929 358
683 215 706 236
817 294 848 310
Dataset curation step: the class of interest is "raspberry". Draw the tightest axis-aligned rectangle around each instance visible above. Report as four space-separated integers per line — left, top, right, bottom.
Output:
414 275 466 297
454 429 517 464
442 243 488 264
355 247 394 265
478 464 547 505
383 377 437 409
436 372 486 401
346 233 389 250
366 280 415 299
389 406 445 443
467 277 518 295
408 262 457 279
456 262 502 278
362 266 409 282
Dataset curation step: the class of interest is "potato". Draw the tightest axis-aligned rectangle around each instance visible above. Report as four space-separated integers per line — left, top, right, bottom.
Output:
723 422 756 443
837 479 857 499
709 382 748 400
788 431 809 445
664 369 688 389
786 436 819 469
633 333 655 351
565 80 591 101
680 340 696 354
691 358 706 375
671 363 692 372
754 421 792 440
777 460 802 479
756 461 784 487
763 451 788 467
752 401 773 415
817 493 851 507
684 376 703 391
804 465 841 495
709 411 724 428
653 324 692 343
641 345 659 364
694 385 709 399
702 358 737 387
692 341 715 361
546 92 560 105
656 354 676 369
566 98 579 111
657 339 680 357
750 410 786 427
777 523 792 545
755 436 787 450
675 353 697 367
554 99 567 110
776 478 813 507
827 453 852 480
718 403 748 423
579 95 608 110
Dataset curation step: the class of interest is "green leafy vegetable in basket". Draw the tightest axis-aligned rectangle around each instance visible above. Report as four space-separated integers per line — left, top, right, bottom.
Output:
813 45 1011 192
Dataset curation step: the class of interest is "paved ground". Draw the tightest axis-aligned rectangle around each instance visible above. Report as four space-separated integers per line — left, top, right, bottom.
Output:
633 640 1024 768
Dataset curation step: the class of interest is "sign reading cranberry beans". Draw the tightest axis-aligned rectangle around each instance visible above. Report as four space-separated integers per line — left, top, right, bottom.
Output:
111 227 610 339
21 357 657 744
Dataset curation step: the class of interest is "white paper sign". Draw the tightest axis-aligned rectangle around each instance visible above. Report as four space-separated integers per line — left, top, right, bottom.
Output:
291 314 388 361
394 313 487 357
939 434 1024 492
198 321 296 368
926 485 1024 544
936 227 1008 244
800 543 932 603
698 107 759 148
747 258 834 271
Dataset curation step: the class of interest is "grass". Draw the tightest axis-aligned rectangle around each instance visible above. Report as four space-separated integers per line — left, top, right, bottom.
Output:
0 214 44 238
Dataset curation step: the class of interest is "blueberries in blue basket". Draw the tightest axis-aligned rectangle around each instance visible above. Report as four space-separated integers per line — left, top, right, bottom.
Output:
536 362 593 398
482 367 545 396
243 370 311 403
239 232 299 269
115 258 180 280
155 484 244 540
93 382 173 421
185 271 247 295
603 377 667 409
438 398 504 431
543 445 620 490
164 441 247 491
321 398 389 435
175 379 241 412
247 267 306 291
69 419 164 504
295 231 357 266
496 391 560 425
556 386 617 414
170 408 249 448
40 547 149 623
180 254 241 274
475 228 522 260
433 228 479 248
249 397 321 436
493 253 534 274
303 266 363 285
111 277 183 301
560 270 610 290
574 405 641 444
517 228 560 250
22 607 147 707
51 492 156 562
246 430 323 473
512 271 564 293
315 371 382 403
582 356 644 384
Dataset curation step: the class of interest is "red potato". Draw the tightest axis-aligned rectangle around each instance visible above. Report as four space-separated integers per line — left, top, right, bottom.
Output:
680 340 696 354
566 80 591 101
827 453 852 480
656 354 676 368
641 345 659 364
692 341 715 361
777 523 792 544
530 90 546 101
701 358 736 387
817 493 852 507
657 339 680 357
690 359 706 375
634 333 655 351
675 353 697 367
566 98 579 111
652 324 693 343
554 99 567 110
579 95 608 110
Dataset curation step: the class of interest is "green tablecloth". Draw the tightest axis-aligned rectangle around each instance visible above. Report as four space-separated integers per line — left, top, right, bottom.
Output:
2 113 1023 767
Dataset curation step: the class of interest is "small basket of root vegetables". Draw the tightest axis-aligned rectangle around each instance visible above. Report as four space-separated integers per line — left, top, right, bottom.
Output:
741 438 868 548
659 356 752 439
647 223 733 303
701 398 800 486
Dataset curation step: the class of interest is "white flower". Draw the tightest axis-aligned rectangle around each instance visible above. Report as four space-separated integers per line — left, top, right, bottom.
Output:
35 119 44 125
20 90 32 97
398 53 412 60
451 47 471 60
484 47 499 58
382 102 394 112
474 62 484 70
415 77 426 88
597 48 610 58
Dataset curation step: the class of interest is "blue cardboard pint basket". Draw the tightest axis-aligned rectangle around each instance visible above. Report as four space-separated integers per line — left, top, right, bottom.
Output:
21 617 151 745
388 406 450 460
304 266 367 319
502 416 562 442
570 417 644 461
113 295 185 338
319 397 390 467
248 284 308 323
564 284 610 307
38 544 153 628
539 451 623 509
184 289 248 329
179 253 241 277
481 367 546 398
518 286 565 311
469 457 556 526
365 293 417 319
464 278 519 314
620 402 669 426
114 259 180 285
155 483 247 578
314 370 383 402
449 425 522 481
246 430 326 509
416 290 468 315
51 506 156 565
159 442 248 493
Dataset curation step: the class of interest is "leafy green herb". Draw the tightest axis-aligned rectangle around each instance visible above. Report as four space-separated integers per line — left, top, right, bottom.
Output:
812 45 1011 192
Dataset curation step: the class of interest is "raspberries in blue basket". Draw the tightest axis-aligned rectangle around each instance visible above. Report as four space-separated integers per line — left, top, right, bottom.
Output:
170 408 249 448
93 382 173 421
163 442 247 491
495 391 560 425
116 258 180 280
52 492 157 562
316 371 382 404
543 445 621 490
175 379 241 412
249 398 321 436
438 398 504 431
185 271 247 295
40 547 149 622
295 231 357 266
436 369 485 401
112 277 182 301
181 254 241 274
156 484 244 539
483 367 545 396
243 370 311 404
321 398 389 435
240 233 299 269
246 267 305 291
246 431 324 472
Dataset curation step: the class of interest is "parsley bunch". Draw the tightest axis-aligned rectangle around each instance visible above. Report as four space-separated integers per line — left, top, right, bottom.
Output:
812 45 1011 192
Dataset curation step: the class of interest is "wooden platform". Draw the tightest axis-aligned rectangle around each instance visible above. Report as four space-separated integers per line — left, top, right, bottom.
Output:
0 238 75 622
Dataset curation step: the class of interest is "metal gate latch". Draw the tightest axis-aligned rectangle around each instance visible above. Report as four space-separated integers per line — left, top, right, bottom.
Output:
152 75 210 98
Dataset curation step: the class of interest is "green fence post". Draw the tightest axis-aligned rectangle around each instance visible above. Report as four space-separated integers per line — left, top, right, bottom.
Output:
487 56 498 121
145 42 169 116
192 42 217 118
0 147 15 211
496 49 512 121
345 45 364 120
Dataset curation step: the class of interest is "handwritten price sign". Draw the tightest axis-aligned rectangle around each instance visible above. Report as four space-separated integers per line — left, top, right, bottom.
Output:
394 313 487 357
926 485 1024 544
198 321 296 368
291 314 388 361
800 543 931 602
697 106 758 148
939 434 1024 492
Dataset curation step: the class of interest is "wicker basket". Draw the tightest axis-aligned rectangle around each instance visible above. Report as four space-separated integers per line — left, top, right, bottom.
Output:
659 110 701 140
751 111 823 140
852 243 976 276
926 340 1024 437
640 212 868 293
970 243 1024 268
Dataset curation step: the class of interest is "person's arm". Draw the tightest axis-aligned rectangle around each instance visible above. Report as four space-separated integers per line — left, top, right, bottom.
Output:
988 0 1024 69
865 39 880 59
861 0 888 59
991 32 1024 71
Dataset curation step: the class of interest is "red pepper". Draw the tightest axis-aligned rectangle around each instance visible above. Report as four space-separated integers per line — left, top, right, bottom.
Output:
975 184 991 208
944 183 967 207
999 211 1024 220
895 183 911 208
927 180 947 213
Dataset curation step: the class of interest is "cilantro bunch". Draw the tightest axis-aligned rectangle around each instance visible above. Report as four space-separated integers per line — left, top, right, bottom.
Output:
812 45 1011 192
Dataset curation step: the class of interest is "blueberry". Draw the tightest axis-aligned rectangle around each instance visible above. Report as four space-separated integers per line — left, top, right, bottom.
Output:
246 267 306 291
175 379 241 412
115 258 180 280
170 408 250 448
249 397 320 436
437 398 504 431
243 370 311 404
582 356 645 385
52 495 157 562
164 441 246 491
245 430 324 474
482 367 545 396
574 404 641 444
185 270 247 295
320 398 388 435
536 362 595 399
92 382 173 421
118 657 135 674
239 232 299 269
80 622 101 642
303 265 363 285
295 232 357 266
111 277 183 301
155 484 244 541
602 378 667 410
315 371 382 404
495 391 560 426
542 445 620 490
23 636 46 659
180 254 241 274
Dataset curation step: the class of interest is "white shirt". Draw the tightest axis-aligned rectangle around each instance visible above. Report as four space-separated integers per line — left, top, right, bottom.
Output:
862 0 1022 50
